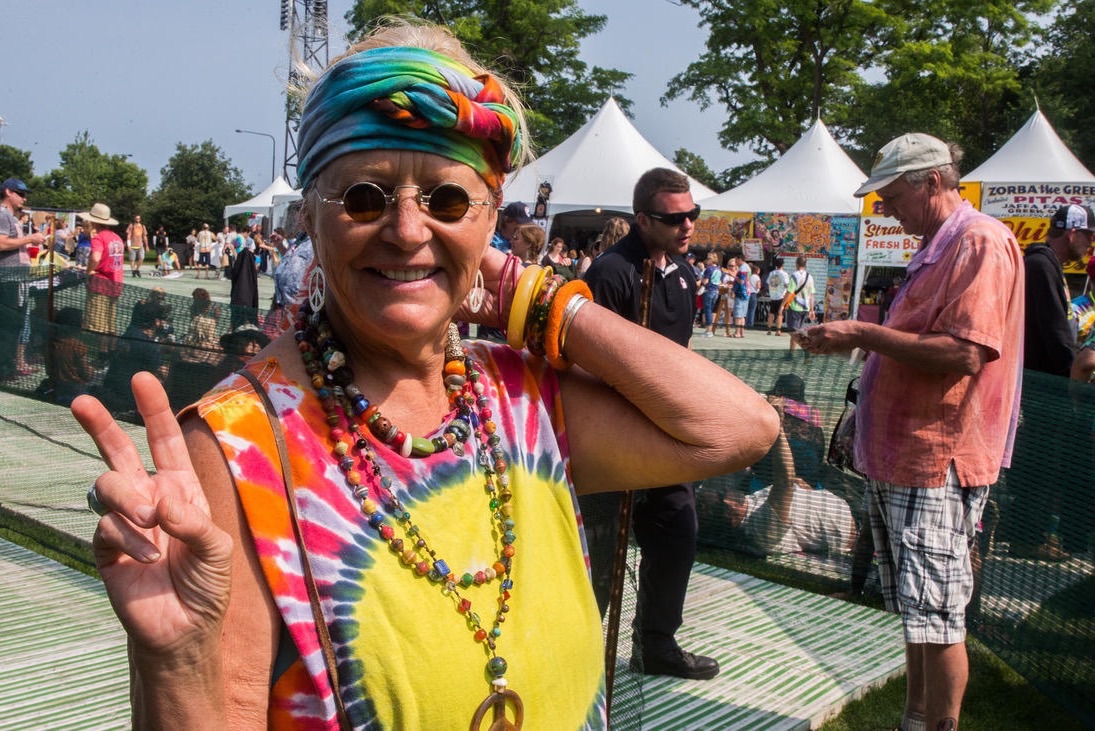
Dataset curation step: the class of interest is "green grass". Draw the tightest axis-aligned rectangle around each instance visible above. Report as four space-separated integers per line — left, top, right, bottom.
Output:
699 546 1087 729
819 640 1085 730
0 505 96 577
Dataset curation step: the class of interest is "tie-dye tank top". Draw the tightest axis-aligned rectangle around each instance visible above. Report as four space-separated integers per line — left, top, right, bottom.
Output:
191 340 607 729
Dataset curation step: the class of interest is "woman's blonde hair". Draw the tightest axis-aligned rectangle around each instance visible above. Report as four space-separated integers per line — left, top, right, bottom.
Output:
599 217 630 251
516 224 546 261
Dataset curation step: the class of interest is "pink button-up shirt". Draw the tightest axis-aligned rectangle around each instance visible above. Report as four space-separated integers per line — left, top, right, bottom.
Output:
855 201 1024 488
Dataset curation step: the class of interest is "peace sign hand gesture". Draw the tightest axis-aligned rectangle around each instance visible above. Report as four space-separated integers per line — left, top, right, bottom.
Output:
72 372 234 658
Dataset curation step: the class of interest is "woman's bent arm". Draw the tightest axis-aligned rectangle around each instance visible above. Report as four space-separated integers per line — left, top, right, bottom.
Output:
560 304 779 494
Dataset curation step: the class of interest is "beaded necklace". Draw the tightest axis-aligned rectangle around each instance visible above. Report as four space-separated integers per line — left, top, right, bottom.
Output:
295 305 524 729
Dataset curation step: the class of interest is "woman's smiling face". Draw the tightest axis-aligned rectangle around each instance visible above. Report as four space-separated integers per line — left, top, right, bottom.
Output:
304 149 496 344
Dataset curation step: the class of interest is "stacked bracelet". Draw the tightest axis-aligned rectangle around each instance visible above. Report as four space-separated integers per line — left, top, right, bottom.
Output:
507 265 546 350
544 280 592 369
503 265 594 369
496 254 520 334
525 274 565 356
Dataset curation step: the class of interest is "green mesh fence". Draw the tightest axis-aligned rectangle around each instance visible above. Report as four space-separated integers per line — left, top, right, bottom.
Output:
0 266 268 420
699 350 1095 727
1 267 1094 726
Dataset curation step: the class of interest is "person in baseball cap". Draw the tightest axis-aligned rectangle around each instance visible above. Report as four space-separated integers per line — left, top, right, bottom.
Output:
854 133 954 198
0 177 44 379
487 202 534 257
1051 203 1095 234
1 178 30 197
502 201 533 225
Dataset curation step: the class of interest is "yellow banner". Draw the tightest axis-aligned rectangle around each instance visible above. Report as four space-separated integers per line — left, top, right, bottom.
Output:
857 183 982 267
692 212 752 250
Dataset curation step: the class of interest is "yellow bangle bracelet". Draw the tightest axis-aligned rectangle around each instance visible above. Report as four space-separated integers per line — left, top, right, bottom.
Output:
507 265 546 349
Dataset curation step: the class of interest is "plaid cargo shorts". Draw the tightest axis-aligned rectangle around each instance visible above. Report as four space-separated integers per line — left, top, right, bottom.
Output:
867 465 988 645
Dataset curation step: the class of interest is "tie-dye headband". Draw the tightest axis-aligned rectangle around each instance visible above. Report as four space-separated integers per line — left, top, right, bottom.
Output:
296 46 522 192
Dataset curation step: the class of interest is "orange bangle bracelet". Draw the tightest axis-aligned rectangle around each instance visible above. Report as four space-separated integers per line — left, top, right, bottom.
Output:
507 265 546 350
544 280 593 369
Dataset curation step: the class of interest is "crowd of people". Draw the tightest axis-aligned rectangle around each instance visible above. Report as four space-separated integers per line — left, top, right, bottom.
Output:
6 202 291 284
0 18 1065 731
0 187 307 415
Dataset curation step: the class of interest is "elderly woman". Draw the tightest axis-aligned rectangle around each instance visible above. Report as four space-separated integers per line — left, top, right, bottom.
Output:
72 20 776 730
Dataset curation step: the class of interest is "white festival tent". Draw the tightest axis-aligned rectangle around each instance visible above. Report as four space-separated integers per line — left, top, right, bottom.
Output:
501 97 716 219
698 118 866 215
963 109 1095 184
222 176 302 223
853 110 1095 320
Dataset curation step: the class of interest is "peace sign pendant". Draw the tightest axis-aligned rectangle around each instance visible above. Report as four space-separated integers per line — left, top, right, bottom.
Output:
470 688 524 731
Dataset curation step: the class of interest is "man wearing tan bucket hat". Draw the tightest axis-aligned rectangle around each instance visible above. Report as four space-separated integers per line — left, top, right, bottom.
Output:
80 203 125 355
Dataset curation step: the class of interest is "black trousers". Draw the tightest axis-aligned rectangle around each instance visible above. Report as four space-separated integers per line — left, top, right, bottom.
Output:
0 278 21 378
578 483 698 654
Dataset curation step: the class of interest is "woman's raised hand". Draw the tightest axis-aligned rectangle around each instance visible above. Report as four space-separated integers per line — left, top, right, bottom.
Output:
72 372 233 656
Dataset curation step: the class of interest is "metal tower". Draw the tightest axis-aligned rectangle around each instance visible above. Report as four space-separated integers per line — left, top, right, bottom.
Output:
281 0 329 186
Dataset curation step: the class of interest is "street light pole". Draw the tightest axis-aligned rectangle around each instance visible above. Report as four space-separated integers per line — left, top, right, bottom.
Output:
235 128 277 183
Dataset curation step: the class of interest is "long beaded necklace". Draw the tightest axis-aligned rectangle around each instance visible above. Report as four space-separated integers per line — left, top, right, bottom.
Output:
295 304 524 730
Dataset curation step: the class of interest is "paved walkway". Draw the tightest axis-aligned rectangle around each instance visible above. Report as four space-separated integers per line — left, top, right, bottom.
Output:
0 540 129 731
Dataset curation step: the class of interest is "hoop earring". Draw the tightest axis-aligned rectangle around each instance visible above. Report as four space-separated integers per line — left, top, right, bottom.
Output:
308 265 327 312
465 269 485 314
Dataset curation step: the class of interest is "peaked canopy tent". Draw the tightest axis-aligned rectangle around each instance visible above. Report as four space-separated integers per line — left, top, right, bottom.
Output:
501 97 715 242
699 119 866 216
963 109 1095 184
696 119 866 321
962 109 1095 274
223 176 302 231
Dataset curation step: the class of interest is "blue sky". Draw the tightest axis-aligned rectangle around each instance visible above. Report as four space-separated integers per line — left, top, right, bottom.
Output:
2 0 748 194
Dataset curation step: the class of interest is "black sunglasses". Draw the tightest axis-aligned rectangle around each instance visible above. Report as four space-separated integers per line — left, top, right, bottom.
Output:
321 182 492 224
646 205 701 226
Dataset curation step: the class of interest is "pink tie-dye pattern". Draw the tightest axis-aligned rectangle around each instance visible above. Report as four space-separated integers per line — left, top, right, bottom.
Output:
189 344 606 729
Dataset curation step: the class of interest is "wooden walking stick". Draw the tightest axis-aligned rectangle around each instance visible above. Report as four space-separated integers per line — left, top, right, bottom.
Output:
603 258 656 724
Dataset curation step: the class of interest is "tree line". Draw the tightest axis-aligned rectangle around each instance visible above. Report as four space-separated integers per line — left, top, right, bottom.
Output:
347 0 1094 189
0 135 251 242
3 0 1091 234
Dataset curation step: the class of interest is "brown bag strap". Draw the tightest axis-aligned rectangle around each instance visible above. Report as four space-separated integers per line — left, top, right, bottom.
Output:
238 368 352 730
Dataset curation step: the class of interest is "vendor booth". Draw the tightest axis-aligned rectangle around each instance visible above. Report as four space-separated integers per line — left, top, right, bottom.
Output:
853 109 1095 320
964 109 1095 274
698 119 866 322
501 97 714 248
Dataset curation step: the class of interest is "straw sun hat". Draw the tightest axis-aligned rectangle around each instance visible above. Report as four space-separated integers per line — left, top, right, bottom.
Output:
78 202 118 226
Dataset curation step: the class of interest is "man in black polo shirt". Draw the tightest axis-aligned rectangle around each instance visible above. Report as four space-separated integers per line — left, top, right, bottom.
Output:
579 167 717 680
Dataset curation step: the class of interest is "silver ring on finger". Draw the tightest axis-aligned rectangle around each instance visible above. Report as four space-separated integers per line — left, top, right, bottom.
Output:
87 484 109 516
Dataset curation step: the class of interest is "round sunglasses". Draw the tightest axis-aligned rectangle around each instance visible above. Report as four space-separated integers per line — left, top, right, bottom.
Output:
321 182 493 223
